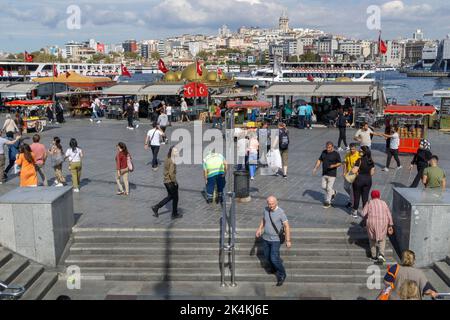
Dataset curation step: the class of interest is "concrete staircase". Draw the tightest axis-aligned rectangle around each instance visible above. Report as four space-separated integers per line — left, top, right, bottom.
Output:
432 256 450 291
64 228 396 288
0 246 58 300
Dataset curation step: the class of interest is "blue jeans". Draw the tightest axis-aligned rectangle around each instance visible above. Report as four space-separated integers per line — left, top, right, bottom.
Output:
206 174 226 201
298 115 305 129
262 239 286 280
305 115 312 128
212 117 222 129
248 152 258 178
91 111 99 120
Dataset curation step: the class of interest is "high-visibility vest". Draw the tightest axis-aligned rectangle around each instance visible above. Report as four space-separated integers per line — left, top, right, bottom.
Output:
204 153 225 178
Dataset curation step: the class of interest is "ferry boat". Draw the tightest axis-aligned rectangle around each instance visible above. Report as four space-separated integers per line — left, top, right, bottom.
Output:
0 61 122 81
235 62 377 87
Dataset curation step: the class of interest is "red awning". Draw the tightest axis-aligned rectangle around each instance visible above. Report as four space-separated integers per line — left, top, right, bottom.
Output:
384 105 436 116
226 100 271 109
5 99 54 107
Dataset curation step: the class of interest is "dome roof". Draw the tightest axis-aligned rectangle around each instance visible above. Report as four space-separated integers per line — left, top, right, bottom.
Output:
175 71 182 80
181 63 208 81
206 71 218 82
164 71 177 82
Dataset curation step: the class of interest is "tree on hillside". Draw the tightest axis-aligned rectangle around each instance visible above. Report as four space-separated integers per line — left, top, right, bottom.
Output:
151 51 161 61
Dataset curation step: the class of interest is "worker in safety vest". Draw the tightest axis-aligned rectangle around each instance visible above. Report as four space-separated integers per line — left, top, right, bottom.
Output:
203 151 228 204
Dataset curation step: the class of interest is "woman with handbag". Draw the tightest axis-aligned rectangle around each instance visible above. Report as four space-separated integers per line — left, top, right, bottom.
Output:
360 190 394 263
65 138 83 193
49 137 66 187
115 142 131 196
343 143 360 211
351 146 375 218
15 144 38 187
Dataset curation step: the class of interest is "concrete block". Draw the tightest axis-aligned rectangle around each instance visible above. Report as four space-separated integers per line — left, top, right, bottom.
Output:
392 188 450 267
0 187 74 267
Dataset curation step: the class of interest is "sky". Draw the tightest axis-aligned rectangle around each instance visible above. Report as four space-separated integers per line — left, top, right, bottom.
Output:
1 0 449 52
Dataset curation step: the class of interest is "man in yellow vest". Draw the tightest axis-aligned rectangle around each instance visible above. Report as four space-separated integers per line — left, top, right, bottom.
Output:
203 151 228 204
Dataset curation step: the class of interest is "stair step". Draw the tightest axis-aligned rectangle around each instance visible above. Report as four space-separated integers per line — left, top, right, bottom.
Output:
0 249 13 268
20 272 58 300
8 265 45 290
423 269 450 293
0 256 30 285
446 256 450 265
433 262 450 287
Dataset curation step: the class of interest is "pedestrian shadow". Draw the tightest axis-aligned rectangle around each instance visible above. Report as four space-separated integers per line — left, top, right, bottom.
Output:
302 189 324 203
249 238 275 275
347 224 371 257
371 143 387 153
74 213 83 225
80 178 91 188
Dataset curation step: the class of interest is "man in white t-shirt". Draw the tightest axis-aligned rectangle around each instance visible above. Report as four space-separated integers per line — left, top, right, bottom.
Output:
382 126 402 172
180 98 190 123
166 105 172 125
145 123 165 170
90 101 101 124
354 122 374 148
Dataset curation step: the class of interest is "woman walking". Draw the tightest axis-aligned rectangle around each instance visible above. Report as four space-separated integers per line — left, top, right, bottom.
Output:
248 132 259 180
65 138 83 193
352 146 375 218
115 142 130 196
49 137 66 187
409 139 432 188
1 114 19 134
151 147 182 219
15 144 37 187
361 190 394 263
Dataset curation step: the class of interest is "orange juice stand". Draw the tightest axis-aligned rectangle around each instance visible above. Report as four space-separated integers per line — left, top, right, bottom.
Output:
384 105 437 154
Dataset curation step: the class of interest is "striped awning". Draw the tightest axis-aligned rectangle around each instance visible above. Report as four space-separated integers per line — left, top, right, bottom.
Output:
140 84 184 96
384 105 437 116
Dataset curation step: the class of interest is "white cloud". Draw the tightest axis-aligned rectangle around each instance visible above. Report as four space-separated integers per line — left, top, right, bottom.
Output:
381 0 433 17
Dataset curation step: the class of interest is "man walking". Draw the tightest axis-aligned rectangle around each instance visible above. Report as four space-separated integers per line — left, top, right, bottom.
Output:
145 123 165 171
343 143 360 209
212 104 222 130
354 122 373 149
180 98 190 123
157 111 170 143
152 147 182 219
382 126 402 172
0 132 21 184
305 103 314 130
203 151 227 204
297 103 307 129
124 102 136 130
313 142 342 208
90 100 101 124
423 155 446 190
336 108 349 151
255 196 291 286
30 134 48 186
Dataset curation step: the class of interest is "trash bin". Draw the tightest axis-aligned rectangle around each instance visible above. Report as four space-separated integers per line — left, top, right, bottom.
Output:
234 170 250 198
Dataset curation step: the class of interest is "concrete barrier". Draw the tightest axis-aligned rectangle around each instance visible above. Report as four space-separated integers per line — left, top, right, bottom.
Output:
392 188 450 267
0 187 74 267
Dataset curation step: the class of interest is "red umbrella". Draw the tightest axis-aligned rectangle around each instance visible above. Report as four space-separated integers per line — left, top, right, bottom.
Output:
5 99 54 107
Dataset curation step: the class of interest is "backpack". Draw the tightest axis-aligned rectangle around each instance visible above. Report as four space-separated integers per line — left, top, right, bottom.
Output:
279 129 289 150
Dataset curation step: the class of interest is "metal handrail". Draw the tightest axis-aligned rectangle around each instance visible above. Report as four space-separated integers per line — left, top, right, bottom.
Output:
0 281 25 300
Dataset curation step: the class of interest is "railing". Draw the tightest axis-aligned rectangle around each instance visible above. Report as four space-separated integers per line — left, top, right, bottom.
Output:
0 281 25 300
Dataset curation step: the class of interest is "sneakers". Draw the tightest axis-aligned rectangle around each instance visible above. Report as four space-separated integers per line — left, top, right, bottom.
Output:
283 175 287 179
397 166 403 170
250 177 255 180
135 124 140 129
337 147 344 152
172 214 183 219
90 119 93 122
345 146 350 151
55 183 64 187
73 188 80 193
96 120 101 124
352 210 358 218
382 167 389 172
323 202 331 209
377 254 386 264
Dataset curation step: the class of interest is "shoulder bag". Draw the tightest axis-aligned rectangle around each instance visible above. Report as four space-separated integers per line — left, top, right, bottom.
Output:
268 210 286 244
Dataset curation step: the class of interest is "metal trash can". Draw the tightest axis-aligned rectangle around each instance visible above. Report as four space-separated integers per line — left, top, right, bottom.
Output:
234 170 250 198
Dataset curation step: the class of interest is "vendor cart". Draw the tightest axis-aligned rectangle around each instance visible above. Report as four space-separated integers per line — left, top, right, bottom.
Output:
226 100 272 129
4 99 53 133
384 105 437 154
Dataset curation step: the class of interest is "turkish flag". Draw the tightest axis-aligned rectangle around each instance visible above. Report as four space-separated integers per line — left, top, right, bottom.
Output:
158 59 169 73
0 67 4 77
196 60 203 77
217 68 223 77
184 82 196 98
196 83 208 97
53 64 58 77
65 71 71 78
307 74 314 82
379 32 387 55
24 51 34 62
121 64 132 77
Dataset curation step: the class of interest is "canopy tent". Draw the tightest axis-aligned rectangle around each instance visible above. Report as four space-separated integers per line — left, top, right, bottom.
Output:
140 84 184 96
56 90 103 97
0 83 39 93
211 91 256 99
102 84 145 95
5 99 53 107
384 105 437 116
226 101 271 109
32 72 115 89
265 83 376 98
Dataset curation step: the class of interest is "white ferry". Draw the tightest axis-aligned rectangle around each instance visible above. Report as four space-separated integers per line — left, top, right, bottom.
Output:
235 62 377 87
0 61 121 81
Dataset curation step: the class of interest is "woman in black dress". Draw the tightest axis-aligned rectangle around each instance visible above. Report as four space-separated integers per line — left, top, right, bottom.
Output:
352 146 375 218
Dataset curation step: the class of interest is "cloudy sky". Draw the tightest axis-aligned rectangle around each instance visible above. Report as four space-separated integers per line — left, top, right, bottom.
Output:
1 0 449 52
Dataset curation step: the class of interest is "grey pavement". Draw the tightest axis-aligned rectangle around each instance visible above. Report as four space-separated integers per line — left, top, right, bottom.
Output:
1 114 449 230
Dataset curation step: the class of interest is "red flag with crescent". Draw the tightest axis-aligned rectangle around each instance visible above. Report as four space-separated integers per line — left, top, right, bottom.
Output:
196 60 203 77
53 64 58 77
184 82 196 98
217 68 223 77
196 83 208 97
379 31 387 55
121 64 132 77
24 51 34 62
158 59 169 73
307 74 314 82
0 67 4 77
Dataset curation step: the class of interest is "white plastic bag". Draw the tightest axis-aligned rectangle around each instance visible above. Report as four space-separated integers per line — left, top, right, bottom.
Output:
266 149 282 170
14 164 21 174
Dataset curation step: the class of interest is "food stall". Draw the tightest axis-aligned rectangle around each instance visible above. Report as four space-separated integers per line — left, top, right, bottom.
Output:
226 100 272 129
5 99 53 133
431 89 450 131
383 105 437 154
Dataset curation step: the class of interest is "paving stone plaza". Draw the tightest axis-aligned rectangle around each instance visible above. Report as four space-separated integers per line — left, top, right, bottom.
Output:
1 115 449 300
